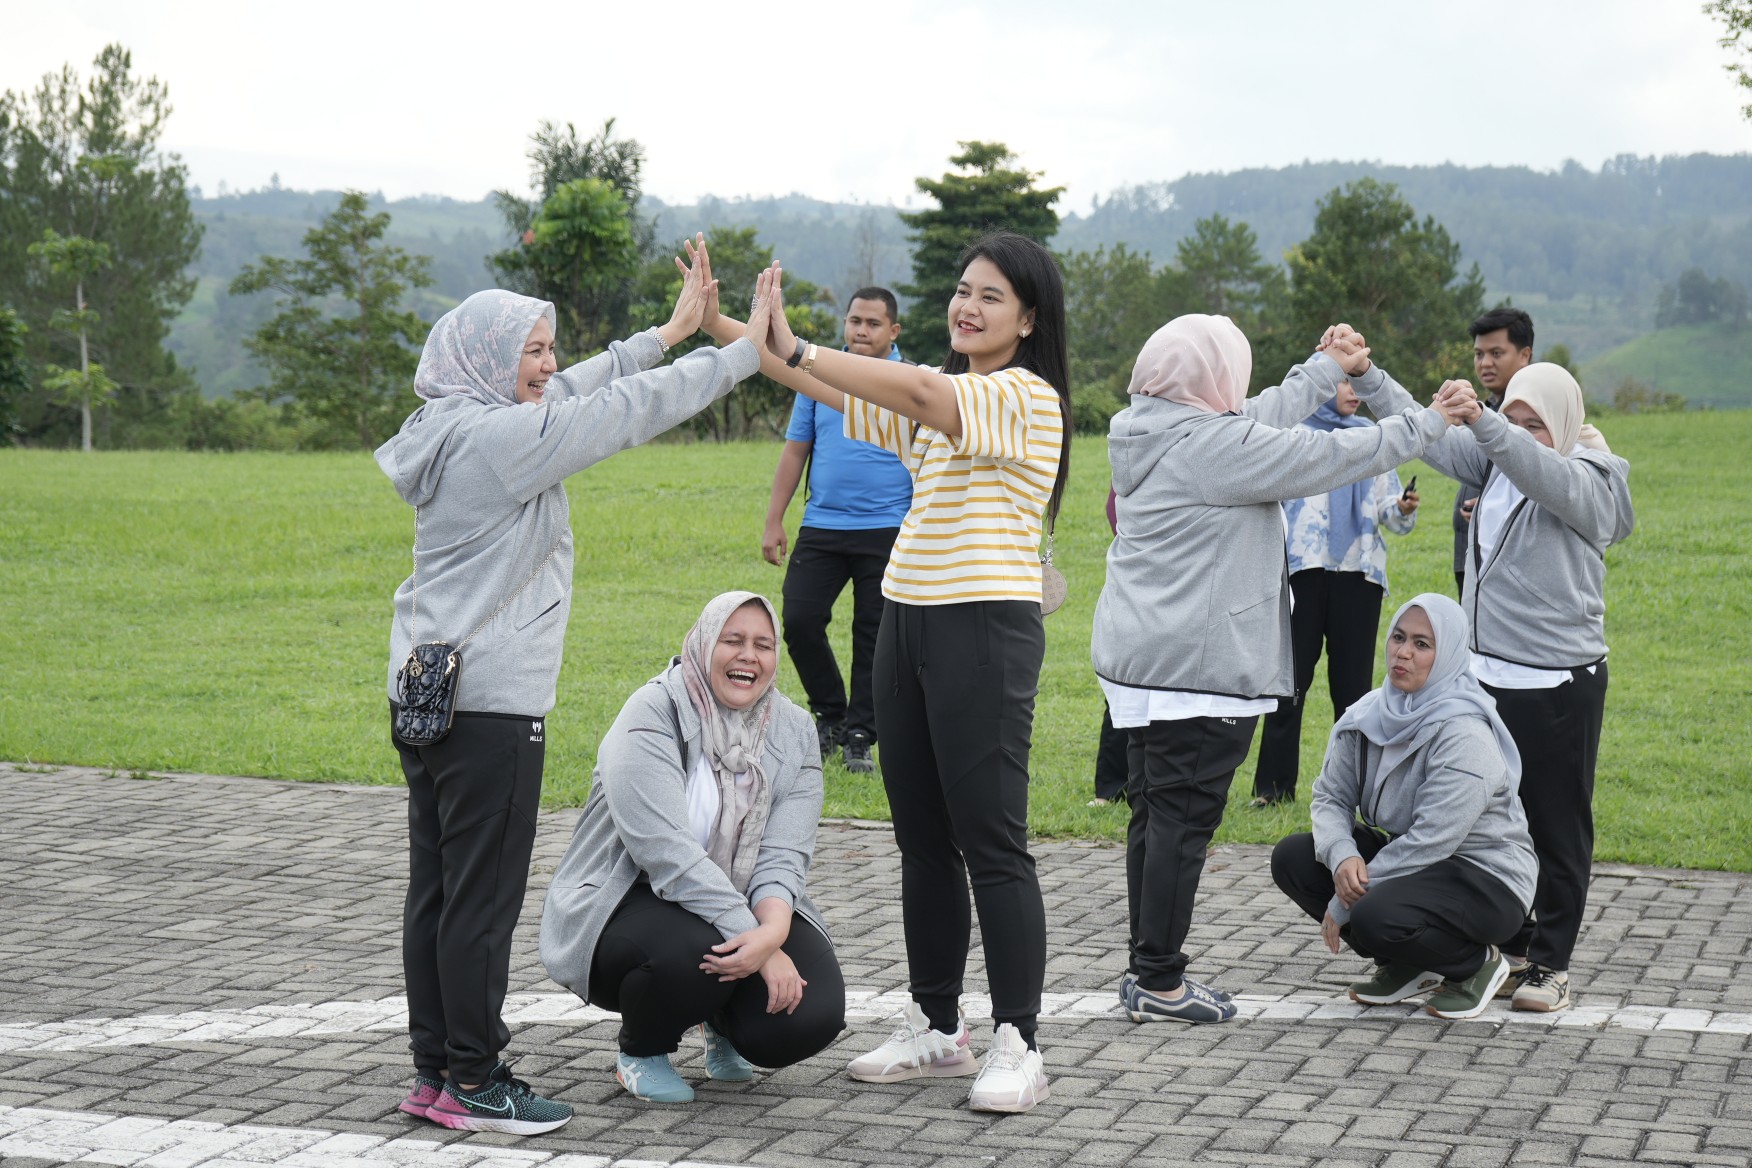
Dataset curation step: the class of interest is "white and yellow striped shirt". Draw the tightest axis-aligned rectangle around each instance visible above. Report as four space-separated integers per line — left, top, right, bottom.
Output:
843 367 1064 606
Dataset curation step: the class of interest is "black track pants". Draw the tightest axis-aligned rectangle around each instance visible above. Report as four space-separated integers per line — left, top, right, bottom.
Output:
1272 826 1527 981
874 599 1047 1039
781 525 898 739
1492 664 1609 972
1125 715 1258 990
587 882 845 1064
1253 569 1383 802
395 709 545 1084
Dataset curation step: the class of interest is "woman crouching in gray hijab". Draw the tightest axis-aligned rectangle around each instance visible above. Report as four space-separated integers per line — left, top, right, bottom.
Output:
541 592 845 1103
1271 593 1537 1020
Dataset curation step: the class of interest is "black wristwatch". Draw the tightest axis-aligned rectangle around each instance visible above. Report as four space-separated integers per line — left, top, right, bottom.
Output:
785 336 807 368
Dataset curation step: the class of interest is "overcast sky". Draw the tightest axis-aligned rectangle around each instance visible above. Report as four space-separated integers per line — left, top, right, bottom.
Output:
5 0 1748 210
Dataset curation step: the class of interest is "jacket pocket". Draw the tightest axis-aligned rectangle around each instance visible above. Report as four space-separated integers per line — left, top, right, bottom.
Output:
509 563 568 633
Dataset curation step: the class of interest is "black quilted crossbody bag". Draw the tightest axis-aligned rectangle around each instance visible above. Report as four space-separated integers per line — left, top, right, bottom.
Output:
392 510 562 747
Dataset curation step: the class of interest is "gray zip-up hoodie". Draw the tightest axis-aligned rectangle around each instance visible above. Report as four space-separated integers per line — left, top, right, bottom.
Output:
538 665 828 1002
376 332 760 715
1312 716 1538 925
1356 366 1634 669
1092 353 1450 699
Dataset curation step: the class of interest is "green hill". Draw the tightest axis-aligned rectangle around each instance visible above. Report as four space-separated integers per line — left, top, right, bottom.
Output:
1581 322 1752 410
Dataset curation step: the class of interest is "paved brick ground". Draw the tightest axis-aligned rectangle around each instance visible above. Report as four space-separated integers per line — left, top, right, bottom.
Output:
2 762 1749 1167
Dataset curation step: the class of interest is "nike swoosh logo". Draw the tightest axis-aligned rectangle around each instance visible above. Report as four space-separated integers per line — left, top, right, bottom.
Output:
464 1096 513 1115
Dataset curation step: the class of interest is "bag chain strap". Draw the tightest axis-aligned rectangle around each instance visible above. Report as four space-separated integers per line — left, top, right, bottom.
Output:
409 506 564 655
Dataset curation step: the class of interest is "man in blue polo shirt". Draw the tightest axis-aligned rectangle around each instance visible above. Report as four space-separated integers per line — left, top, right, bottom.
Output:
761 286 912 774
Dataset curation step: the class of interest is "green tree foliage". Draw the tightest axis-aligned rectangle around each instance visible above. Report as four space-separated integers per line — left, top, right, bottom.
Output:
490 119 649 354
1061 244 1182 431
0 307 28 439
0 44 202 445
1705 0 1752 118
1278 179 1485 397
899 143 1063 365
1610 376 1688 413
28 227 118 451
512 178 642 356
628 226 838 441
1655 268 1749 328
1060 214 1294 431
1174 215 1283 329
1540 343 1581 384
229 191 433 450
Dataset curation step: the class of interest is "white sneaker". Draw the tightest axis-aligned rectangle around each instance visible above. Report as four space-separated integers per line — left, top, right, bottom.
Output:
967 1023 1049 1114
846 1000 977 1083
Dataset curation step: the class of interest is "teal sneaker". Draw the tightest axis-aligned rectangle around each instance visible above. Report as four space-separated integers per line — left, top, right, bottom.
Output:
426 1062 572 1135
616 1051 695 1103
701 1024 754 1081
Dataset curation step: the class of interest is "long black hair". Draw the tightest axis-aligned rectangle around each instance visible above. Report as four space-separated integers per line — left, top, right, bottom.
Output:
938 231 1072 526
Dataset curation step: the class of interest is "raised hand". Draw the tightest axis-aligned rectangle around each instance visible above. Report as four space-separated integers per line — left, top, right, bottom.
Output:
683 235 720 332
663 233 714 341
765 263 800 360
743 265 777 349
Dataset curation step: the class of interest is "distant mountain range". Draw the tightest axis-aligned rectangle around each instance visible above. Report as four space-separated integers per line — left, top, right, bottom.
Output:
173 154 1752 405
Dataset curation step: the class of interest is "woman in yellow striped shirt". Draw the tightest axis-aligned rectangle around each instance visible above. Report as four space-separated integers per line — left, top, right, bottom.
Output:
701 232 1068 1114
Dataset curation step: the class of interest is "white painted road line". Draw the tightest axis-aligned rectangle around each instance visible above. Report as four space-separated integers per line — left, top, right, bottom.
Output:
3 989 1746 1055
0 1105 757 1168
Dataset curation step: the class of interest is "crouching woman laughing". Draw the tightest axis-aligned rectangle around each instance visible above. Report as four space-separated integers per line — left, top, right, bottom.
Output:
540 592 845 1102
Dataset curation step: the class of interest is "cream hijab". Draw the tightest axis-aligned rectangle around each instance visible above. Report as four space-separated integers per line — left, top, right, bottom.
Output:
1502 363 1610 454
678 592 780 893
1127 314 1254 414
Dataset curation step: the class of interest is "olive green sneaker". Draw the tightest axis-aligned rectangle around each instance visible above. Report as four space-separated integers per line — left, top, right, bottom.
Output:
1424 947 1510 1020
1348 962 1445 1005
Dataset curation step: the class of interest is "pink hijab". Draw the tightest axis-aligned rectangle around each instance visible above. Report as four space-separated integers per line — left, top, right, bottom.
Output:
1127 314 1254 414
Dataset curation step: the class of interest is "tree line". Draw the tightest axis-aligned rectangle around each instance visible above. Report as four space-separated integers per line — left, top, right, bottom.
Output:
2 45 1732 451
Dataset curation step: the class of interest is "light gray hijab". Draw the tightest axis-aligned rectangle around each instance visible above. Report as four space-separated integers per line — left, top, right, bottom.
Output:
679 591 780 893
415 289 555 406
1335 592 1522 787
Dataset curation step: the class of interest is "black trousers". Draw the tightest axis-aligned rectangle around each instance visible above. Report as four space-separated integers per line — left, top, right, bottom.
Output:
875 599 1047 1037
1093 702 1129 802
782 525 898 739
1489 664 1609 971
1272 827 1527 981
1126 715 1259 989
587 882 845 1063
394 709 545 1084
1253 569 1383 801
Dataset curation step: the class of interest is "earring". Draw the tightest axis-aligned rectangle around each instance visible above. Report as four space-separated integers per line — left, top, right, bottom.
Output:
1021 329 1031 337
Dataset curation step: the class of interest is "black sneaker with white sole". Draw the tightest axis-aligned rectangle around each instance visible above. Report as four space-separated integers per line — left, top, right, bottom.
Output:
842 729 875 774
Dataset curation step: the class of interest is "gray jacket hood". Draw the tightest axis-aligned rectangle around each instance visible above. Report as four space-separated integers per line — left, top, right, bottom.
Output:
374 396 476 508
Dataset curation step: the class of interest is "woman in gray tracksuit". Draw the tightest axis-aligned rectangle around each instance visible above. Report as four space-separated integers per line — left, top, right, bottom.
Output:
1090 313 1472 1024
1272 592 1538 1021
540 592 844 1105
1356 354 1633 1013
378 256 772 1133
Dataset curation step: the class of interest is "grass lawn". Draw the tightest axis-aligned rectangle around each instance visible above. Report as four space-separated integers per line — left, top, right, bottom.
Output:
3 411 1748 869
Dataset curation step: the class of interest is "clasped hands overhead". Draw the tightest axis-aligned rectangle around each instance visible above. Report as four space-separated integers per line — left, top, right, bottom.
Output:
1318 322 1482 426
